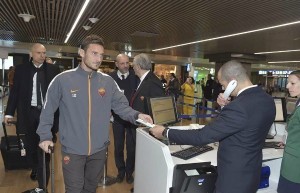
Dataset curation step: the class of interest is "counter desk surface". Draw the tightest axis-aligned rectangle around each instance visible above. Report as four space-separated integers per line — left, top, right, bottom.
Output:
134 124 285 193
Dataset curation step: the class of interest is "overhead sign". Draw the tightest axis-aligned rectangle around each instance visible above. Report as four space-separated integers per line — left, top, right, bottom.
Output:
0 48 8 59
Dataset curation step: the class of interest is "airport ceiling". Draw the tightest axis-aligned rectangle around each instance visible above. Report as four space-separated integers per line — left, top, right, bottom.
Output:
1 0 300 68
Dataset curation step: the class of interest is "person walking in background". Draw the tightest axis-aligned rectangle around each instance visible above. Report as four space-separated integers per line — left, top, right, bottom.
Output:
160 74 167 89
150 60 276 193
277 70 300 193
203 74 214 107
212 78 223 111
4 43 60 193
200 78 205 96
166 73 180 101
181 76 195 118
37 35 152 193
109 54 139 184
129 53 165 192
7 66 15 91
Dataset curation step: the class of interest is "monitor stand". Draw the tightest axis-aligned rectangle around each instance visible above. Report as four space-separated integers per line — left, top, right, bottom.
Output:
266 123 276 139
266 134 274 139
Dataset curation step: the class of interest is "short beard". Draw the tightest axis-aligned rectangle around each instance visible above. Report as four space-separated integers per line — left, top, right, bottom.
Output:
86 63 100 71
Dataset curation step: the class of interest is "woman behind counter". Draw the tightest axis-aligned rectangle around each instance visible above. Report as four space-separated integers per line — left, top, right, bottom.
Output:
277 70 300 193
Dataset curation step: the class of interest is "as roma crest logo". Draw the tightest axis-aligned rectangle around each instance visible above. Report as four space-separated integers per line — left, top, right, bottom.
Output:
63 156 70 165
98 88 106 97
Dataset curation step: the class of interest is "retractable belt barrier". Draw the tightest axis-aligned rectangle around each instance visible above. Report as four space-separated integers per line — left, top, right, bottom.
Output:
179 93 215 103
177 99 220 121
178 102 217 112
178 93 204 100
179 114 218 119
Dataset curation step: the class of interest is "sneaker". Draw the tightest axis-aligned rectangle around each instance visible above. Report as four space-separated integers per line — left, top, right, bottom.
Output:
22 188 46 193
34 188 46 193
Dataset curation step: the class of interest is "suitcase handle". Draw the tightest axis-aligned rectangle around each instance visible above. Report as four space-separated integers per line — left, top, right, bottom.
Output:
7 121 17 125
2 122 9 149
43 145 55 192
48 145 54 153
2 121 22 150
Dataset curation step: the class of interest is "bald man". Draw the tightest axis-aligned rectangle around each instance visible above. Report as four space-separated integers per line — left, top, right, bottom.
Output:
109 54 139 184
150 60 276 193
4 43 60 193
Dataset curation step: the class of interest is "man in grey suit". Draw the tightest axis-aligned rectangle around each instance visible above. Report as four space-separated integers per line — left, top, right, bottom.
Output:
150 60 276 193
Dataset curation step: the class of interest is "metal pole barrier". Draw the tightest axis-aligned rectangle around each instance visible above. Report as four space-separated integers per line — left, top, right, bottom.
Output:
98 146 116 187
0 49 8 115
196 102 200 124
1 59 5 114
51 147 55 193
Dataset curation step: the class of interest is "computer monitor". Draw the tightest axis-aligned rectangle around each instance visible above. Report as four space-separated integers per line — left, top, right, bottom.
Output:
274 97 287 122
147 96 179 126
266 97 287 139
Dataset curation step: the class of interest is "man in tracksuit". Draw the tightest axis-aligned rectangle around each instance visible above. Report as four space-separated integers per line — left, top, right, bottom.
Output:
37 35 152 193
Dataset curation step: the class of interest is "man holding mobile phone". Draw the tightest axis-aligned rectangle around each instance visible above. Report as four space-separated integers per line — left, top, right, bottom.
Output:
150 60 276 193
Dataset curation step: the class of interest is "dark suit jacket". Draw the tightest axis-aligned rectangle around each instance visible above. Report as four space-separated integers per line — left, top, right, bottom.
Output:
168 78 180 95
109 69 139 123
130 72 165 116
169 86 276 193
5 61 60 134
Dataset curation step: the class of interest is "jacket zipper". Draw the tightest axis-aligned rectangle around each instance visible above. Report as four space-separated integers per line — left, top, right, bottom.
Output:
88 73 92 155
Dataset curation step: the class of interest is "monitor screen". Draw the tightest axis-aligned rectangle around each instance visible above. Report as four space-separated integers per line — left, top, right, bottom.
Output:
274 98 287 122
147 96 178 125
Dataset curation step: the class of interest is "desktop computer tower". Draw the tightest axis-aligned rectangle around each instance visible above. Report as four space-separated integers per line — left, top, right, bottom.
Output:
171 162 217 193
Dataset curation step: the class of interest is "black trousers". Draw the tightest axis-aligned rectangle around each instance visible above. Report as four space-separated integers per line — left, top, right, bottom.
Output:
112 121 136 177
26 107 50 188
278 175 300 193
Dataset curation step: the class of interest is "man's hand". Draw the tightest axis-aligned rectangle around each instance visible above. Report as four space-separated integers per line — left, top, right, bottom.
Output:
39 140 54 153
149 125 165 139
217 93 231 107
138 114 153 124
4 116 14 125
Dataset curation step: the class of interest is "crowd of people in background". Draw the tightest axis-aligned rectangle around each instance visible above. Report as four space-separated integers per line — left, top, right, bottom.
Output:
157 72 224 117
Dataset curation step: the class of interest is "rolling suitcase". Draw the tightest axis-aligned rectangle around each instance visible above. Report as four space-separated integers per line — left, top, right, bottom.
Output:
0 121 30 170
24 146 55 193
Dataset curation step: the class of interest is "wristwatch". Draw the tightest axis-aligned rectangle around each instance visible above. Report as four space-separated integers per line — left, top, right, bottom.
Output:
162 127 169 138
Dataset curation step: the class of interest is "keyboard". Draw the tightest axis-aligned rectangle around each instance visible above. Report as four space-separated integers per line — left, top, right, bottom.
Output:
264 141 281 149
171 145 214 160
